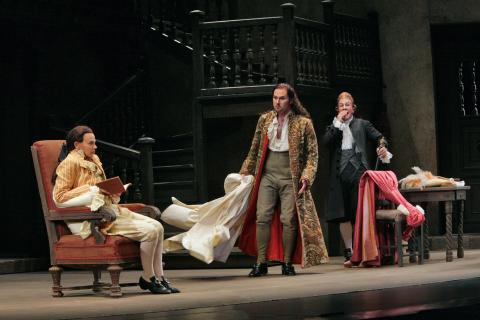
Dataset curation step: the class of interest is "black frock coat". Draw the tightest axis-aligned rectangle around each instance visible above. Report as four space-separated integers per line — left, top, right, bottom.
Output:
322 117 383 222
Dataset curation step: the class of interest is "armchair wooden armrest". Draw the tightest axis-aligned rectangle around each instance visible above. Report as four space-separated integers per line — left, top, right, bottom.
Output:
47 212 104 221
48 204 161 221
135 205 161 221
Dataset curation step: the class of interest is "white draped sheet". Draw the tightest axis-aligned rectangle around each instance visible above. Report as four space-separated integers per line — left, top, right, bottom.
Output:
162 173 254 264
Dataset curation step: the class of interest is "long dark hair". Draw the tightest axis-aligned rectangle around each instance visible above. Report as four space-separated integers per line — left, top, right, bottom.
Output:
51 125 93 184
272 83 311 118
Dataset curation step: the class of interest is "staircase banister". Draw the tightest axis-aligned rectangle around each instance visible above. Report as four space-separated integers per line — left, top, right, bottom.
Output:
96 140 141 160
200 16 281 29
294 16 330 30
50 126 142 160
75 71 143 125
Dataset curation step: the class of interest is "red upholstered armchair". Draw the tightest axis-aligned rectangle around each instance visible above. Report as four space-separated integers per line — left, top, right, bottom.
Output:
31 140 161 297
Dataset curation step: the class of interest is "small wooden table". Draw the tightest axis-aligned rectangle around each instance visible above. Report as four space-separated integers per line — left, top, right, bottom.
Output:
400 186 470 262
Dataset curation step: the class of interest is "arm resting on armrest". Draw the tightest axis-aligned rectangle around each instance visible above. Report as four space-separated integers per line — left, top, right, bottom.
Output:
135 205 161 221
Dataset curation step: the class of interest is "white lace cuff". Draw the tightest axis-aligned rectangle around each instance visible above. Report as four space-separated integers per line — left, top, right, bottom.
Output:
332 117 346 130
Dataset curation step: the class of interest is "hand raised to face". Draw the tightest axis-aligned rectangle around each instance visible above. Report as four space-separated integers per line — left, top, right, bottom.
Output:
336 109 351 122
336 97 355 122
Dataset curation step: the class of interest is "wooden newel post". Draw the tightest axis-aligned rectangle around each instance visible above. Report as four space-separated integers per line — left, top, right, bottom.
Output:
137 137 155 205
190 9 208 202
190 10 205 94
280 3 296 85
322 0 336 86
322 0 335 25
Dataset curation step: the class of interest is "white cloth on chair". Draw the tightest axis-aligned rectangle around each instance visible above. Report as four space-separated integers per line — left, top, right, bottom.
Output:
162 173 254 263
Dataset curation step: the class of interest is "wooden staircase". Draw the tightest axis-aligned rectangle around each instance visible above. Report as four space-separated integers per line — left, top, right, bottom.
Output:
151 133 198 237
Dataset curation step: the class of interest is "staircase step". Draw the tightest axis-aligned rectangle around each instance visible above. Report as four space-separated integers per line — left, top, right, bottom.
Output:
155 188 195 200
154 180 196 210
153 164 194 171
153 164 194 181
154 180 194 188
156 132 193 149
152 148 193 165
153 148 193 155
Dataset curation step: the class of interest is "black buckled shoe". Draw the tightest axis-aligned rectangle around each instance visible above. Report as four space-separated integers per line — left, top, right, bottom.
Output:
344 248 353 268
160 276 180 293
281 262 296 276
248 263 268 277
139 276 171 294
344 248 352 262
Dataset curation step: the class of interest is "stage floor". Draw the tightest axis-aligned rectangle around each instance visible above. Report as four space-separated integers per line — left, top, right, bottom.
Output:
1 250 479 319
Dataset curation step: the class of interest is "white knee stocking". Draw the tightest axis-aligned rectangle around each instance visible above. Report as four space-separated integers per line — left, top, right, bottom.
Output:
339 222 353 251
140 240 157 280
153 235 164 277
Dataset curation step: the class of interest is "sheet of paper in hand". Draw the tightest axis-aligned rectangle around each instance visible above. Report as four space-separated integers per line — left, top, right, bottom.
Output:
96 176 127 195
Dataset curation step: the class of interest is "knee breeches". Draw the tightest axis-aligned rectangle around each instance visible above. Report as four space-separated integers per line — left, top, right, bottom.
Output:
256 151 297 263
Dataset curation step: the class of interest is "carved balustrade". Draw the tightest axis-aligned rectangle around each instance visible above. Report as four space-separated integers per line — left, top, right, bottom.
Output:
95 137 155 205
190 2 381 95
333 13 380 82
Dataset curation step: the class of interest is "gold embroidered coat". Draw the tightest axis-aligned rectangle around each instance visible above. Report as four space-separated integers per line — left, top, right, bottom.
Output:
53 149 107 203
53 149 162 242
240 111 329 267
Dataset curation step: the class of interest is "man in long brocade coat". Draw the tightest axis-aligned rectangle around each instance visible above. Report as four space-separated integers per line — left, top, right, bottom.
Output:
239 83 328 277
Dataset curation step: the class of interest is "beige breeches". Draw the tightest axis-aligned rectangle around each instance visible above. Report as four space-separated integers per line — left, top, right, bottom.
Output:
256 151 297 263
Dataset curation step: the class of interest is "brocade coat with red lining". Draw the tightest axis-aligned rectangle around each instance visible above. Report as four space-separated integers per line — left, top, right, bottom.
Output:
238 111 328 267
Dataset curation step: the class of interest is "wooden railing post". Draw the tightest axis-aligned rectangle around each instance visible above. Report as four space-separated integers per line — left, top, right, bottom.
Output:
322 0 335 25
322 0 336 86
190 10 205 94
368 11 381 81
190 9 208 202
137 137 155 205
280 3 297 85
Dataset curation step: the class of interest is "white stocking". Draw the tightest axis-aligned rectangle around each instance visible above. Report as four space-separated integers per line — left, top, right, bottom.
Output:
140 240 157 281
339 221 353 251
153 235 165 277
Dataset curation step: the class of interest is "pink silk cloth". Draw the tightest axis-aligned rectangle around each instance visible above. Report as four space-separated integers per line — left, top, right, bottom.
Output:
351 170 425 266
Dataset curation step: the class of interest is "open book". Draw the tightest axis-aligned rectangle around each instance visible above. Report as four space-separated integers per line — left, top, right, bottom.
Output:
96 176 131 195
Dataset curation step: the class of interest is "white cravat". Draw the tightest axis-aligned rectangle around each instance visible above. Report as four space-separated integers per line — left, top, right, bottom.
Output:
333 116 354 150
268 112 290 152
333 116 393 163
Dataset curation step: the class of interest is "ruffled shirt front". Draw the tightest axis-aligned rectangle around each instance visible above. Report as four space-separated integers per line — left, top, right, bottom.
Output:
333 116 354 150
332 116 393 163
268 112 290 152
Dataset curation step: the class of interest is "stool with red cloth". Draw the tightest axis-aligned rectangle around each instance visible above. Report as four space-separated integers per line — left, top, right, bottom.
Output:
348 170 425 267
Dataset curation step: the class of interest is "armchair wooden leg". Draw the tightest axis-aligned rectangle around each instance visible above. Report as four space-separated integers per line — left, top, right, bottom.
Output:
49 265 64 297
107 265 123 297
